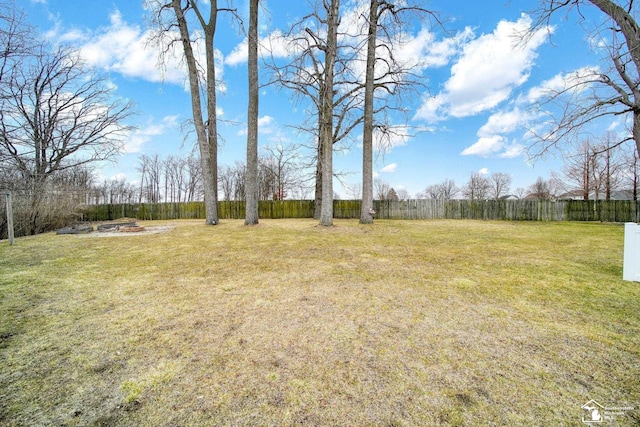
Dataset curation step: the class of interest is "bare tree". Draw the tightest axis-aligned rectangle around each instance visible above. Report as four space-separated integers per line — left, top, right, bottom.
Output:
528 176 553 200
258 143 304 200
489 172 513 200
421 179 458 200
360 0 437 224
622 148 639 200
528 0 640 159
137 154 163 203
344 182 363 199
552 139 599 200
184 154 202 201
101 177 137 204
421 184 441 199
245 0 259 224
218 162 246 201
596 131 624 199
396 188 410 201
374 178 391 200
317 0 340 224
360 0 381 224
462 172 490 201
164 155 188 202
438 179 459 200
0 1 34 90
48 164 98 205
232 161 247 201
148 0 239 225
219 165 235 201
0 40 134 233
514 187 527 199
266 0 371 221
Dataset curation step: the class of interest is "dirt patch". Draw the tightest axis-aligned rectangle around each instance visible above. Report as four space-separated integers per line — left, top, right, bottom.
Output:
77 226 174 238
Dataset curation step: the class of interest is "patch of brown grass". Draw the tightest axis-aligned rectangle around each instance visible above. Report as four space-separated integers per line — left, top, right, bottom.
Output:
1 219 638 425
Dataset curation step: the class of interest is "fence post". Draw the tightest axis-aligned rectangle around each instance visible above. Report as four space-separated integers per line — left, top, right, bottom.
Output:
5 192 14 245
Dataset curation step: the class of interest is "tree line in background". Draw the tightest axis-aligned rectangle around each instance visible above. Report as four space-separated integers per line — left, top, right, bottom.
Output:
417 136 640 202
0 2 134 235
3 0 640 238
6 127 639 206
141 0 640 227
2 131 639 239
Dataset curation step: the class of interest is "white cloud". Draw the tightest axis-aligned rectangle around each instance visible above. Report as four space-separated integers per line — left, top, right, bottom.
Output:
499 143 525 158
415 27 475 69
414 14 551 123
381 163 398 173
387 26 475 75
225 38 248 66
56 10 225 88
237 114 277 136
461 135 506 157
226 30 293 66
477 108 527 137
336 3 472 92
523 66 598 103
478 167 490 175
123 115 179 153
258 115 274 129
460 64 601 159
462 108 529 158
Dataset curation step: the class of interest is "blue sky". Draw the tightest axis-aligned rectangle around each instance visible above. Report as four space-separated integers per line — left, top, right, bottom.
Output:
22 0 617 198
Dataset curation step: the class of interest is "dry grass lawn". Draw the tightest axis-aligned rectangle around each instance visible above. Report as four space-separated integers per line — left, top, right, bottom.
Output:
0 219 639 426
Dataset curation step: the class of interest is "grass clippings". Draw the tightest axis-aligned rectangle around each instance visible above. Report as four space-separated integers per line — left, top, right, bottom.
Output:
0 219 638 426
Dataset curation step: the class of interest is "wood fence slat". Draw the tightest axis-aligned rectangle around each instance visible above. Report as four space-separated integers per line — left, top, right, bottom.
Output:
80 200 640 222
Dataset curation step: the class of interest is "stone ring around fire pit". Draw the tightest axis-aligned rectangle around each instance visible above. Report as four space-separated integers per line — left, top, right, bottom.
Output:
57 218 173 237
119 225 146 232
56 225 94 235
97 221 138 232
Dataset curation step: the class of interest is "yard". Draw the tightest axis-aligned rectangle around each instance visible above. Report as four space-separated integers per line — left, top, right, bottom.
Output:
0 219 638 426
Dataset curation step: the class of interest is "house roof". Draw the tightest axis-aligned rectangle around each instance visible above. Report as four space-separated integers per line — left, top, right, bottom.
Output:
556 189 636 201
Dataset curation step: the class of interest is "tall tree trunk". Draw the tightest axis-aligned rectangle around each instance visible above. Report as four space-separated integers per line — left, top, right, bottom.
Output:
634 110 640 159
634 165 638 201
583 148 590 201
171 0 218 225
28 176 45 235
204 5 219 224
360 0 378 224
245 0 259 225
319 0 340 226
314 104 323 220
314 131 322 220
605 148 611 201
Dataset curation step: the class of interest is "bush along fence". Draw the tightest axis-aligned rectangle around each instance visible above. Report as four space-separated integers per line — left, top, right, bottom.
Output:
79 199 640 222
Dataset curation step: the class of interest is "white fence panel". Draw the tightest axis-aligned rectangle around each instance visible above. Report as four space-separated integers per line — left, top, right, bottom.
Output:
623 222 640 282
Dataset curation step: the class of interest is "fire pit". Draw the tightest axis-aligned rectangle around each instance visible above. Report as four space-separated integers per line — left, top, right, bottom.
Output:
56 225 93 235
119 225 145 233
97 221 137 232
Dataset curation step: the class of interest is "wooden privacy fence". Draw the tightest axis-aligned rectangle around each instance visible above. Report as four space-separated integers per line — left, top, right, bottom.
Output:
80 199 640 222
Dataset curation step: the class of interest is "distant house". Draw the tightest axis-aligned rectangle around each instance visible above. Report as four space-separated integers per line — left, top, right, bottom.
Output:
522 193 553 201
557 189 636 201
